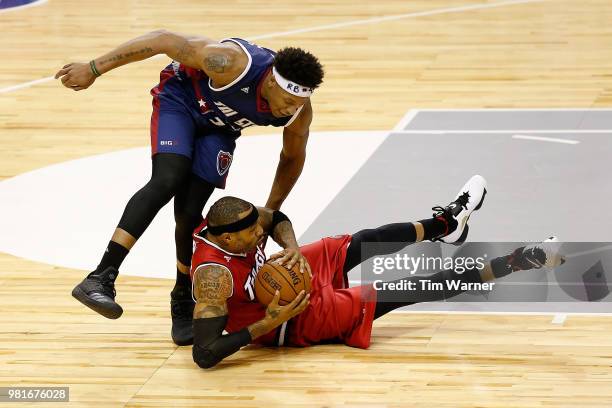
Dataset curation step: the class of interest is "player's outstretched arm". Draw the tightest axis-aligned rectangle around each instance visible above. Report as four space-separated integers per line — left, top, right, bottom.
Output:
54 30 245 91
265 100 313 210
192 264 308 369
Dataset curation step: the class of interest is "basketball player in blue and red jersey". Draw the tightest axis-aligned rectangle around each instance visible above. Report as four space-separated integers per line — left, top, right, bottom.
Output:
188 176 564 368
54 30 324 345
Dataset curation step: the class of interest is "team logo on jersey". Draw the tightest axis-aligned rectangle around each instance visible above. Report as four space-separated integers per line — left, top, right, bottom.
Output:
241 87 249 94
216 151 233 176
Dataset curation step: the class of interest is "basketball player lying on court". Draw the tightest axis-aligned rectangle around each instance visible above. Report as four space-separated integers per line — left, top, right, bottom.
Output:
190 175 564 368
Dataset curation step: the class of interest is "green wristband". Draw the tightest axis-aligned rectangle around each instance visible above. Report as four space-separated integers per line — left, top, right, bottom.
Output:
89 60 101 77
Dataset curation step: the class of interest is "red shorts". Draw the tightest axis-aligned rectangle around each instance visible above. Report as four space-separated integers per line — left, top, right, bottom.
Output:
285 235 377 349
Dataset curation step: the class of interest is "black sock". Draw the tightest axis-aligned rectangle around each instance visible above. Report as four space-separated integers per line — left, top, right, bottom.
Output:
172 269 193 300
175 269 192 288
344 219 450 275
95 241 129 273
419 217 449 241
491 253 522 279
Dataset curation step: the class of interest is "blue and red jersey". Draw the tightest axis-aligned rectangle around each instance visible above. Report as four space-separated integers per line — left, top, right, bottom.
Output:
152 38 296 138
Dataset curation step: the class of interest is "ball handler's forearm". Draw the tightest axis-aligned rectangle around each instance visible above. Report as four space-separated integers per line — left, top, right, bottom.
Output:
247 316 277 340
272 219 299 250
192 313 283 369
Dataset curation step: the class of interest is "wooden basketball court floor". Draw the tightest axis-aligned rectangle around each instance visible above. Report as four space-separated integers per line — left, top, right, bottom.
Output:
1 0 612 406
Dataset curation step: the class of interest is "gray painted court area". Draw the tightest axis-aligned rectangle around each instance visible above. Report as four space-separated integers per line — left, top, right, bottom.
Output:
301 109 612 313
404 109 612 131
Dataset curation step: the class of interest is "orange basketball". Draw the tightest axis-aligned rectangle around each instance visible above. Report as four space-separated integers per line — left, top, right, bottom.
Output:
255 261 311 306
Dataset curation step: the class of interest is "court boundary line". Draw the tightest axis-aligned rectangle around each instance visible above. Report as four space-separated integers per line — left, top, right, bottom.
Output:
392 310 612 316
391 310 612 323
392 110 420 131
0 0 547 94
0 76 55 94
394 108 612 133
412 108 612 112
393 130 612 134
512 134 580 144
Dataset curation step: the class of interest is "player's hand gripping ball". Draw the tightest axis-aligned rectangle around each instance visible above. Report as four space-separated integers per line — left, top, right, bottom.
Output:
255 261 312 306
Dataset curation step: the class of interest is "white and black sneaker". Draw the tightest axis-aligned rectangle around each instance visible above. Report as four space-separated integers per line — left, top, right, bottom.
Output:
510 236 565 271
71 267 123 319
432 175 487 244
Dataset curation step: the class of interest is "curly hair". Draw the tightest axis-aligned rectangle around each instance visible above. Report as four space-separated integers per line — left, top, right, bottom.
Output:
207 196 253 226
274 47 324 89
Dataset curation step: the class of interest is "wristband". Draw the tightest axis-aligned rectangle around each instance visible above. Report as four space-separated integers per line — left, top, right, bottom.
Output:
89 60 101 77
271 210 290 232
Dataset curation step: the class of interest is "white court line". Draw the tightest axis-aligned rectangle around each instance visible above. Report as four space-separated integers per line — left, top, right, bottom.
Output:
249 0 547 41
0 76 55 94
0 0 47 14
393 110 421 131
351 280 606 287
512 134 580 144
414 108 612 112
566 244 612 259
391 310 612 316
0 0 547 95
393 130 611 134
551 314 567 324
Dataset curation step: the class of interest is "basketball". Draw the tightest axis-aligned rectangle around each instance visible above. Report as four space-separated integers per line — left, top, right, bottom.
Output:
255 261 311 306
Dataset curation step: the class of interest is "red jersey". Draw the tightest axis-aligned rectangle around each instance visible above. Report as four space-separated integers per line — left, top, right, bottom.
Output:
190 219 280 345
190 219 377 349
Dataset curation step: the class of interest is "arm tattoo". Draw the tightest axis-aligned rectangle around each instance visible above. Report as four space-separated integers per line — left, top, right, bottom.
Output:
267 308 280 319
205 54 230 73
193 265 233 318
176 40 196 63
272 221 298 249
98 47 153 65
